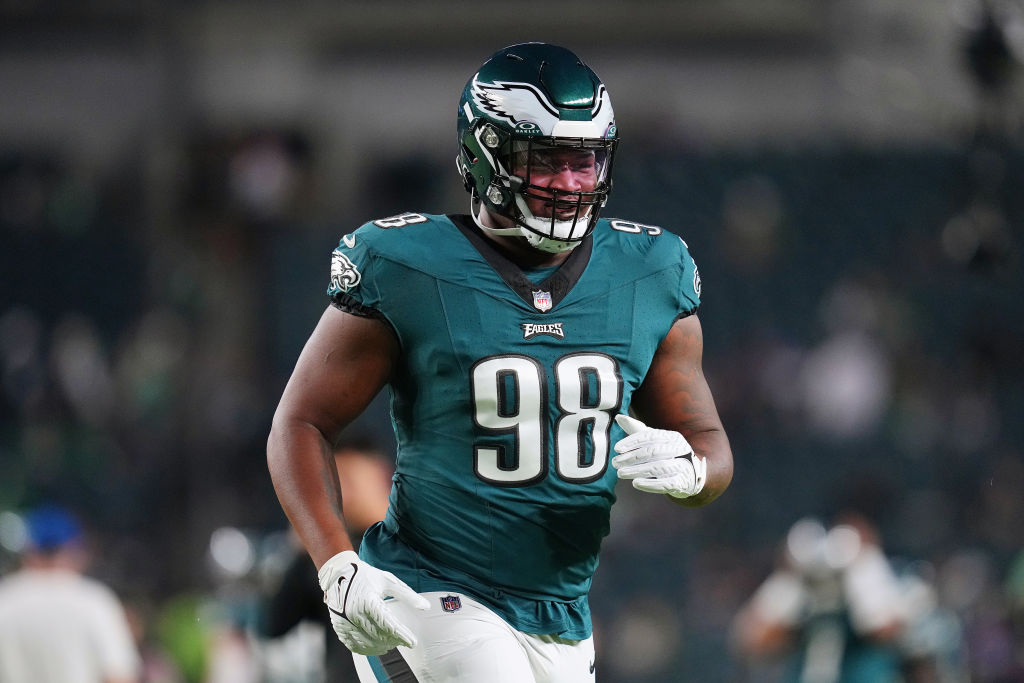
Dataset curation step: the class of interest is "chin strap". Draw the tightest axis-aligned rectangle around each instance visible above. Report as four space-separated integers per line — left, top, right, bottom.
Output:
470 196 523 237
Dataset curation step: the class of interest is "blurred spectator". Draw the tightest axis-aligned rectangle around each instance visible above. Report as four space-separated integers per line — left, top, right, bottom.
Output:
731 514 912 683
897 561 969 683
0 503 141 683
262 437 393 682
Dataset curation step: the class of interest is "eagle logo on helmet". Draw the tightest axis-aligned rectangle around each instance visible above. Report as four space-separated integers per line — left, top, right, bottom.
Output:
471 79 614 140
471 80 561 133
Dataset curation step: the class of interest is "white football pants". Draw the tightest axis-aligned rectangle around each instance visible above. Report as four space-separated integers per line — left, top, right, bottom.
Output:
351 591 596 682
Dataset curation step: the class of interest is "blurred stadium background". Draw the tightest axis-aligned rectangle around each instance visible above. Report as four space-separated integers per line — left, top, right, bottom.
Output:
1 1 1023 681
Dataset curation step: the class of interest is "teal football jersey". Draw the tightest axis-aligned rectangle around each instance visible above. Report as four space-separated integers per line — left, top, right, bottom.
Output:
327 213 701 639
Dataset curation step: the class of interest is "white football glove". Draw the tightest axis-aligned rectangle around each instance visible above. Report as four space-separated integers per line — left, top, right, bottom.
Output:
318 550 429 655
612 414 707 498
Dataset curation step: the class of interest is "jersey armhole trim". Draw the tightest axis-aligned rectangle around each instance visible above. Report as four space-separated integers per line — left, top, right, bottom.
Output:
674 306 699 322
331 293 385 320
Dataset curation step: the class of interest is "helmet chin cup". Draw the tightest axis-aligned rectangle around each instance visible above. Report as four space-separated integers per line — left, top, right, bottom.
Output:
470 193 582 253
513 189 596 247
523 230 580 253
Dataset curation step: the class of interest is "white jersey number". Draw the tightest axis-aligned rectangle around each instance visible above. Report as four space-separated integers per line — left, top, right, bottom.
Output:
372 212 428 228
470 353 622 486
609 219 662 236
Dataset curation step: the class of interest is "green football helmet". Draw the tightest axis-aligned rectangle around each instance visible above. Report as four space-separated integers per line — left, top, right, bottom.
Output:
457 43 618 253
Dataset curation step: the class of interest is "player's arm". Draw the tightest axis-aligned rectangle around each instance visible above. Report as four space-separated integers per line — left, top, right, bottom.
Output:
268 305 430 655
267 305 397 569
621 314 733 507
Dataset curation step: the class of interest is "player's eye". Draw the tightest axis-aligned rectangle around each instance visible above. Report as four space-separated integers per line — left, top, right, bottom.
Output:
570 160 597 174
531 156 561 173
510 145 603 179
529 153 596 175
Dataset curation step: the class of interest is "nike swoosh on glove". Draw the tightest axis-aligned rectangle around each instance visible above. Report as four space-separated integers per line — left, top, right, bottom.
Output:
612 414 707 498
318 550 430 655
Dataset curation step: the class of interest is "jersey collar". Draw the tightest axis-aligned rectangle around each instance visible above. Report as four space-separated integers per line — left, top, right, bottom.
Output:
449 214 593 313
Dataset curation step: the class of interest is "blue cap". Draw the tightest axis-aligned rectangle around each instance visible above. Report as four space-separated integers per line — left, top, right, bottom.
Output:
25 504 82 552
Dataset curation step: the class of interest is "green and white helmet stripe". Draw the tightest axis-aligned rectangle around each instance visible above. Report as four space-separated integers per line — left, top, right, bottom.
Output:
467 79 615 139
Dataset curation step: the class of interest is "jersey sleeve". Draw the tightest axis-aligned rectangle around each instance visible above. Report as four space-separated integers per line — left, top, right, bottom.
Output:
675 236 702 318
326 223 385 318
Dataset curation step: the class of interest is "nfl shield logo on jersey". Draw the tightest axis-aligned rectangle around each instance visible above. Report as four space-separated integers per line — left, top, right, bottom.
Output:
532 290 552 312
440 595 462 612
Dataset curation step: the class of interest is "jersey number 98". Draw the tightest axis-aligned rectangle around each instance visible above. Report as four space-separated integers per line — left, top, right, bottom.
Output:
470 353 622 486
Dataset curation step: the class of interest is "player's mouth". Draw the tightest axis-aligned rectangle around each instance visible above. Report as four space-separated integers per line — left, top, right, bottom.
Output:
543 199 584 216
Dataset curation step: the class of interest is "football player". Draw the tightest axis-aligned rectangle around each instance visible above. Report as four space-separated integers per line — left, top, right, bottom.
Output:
267 42 734 682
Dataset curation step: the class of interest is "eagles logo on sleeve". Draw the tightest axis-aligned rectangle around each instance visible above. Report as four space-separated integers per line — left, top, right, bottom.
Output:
330 251 362 293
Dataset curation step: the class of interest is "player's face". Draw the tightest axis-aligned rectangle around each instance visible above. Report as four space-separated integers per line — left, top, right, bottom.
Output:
513 147 602 220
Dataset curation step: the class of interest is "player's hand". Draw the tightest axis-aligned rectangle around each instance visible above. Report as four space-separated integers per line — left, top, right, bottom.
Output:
318 550 430 655
612 414 707 498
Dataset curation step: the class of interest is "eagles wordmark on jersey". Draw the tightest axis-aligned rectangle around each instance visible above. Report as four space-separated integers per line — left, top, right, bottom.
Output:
327 212 700 640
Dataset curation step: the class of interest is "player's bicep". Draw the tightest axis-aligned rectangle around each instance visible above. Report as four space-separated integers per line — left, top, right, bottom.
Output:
274 305 397 443
632 314 733 504
631 315 723 438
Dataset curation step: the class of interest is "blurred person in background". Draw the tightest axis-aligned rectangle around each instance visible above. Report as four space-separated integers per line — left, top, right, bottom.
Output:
0 503 141 683
731 513 914 683
267 42 733 681
263 436 394 682
896 561 969 683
